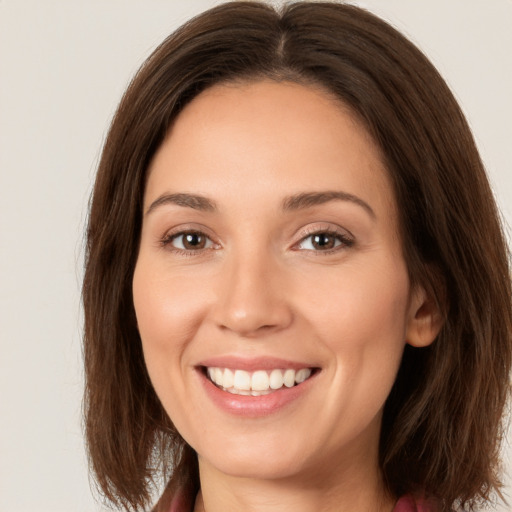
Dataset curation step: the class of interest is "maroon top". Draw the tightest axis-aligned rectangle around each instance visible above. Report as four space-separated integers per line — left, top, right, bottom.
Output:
394 495 437 512
168 491 437 512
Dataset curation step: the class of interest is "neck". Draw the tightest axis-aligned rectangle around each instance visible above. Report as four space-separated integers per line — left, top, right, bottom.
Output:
194 452 394 512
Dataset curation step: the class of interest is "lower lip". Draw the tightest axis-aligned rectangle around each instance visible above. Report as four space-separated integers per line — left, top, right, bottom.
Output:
197 369 317 418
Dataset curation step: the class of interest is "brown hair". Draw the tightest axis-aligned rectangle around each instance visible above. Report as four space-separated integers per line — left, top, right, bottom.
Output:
83 2 512 511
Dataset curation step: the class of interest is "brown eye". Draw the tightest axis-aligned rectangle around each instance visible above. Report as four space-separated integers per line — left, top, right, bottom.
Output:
182 233 206 249
297 231 353 252
168 231 213 251
311 233 336 250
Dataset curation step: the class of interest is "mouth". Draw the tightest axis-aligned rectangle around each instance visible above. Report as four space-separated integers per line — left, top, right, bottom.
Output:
203 366 317 396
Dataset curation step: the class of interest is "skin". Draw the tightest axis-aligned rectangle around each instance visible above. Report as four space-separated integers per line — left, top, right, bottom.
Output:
132 80 441 512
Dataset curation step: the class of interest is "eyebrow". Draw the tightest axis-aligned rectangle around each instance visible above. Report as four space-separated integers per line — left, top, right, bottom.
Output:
145 190 375 219
282 191 375 219
146 193 217 215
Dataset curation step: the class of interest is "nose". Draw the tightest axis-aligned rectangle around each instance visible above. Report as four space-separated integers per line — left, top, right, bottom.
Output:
212 249 293 338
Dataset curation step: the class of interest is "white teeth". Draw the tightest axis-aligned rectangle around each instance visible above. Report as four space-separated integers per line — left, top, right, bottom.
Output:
295 368 311 383
251 389 272 396
269 369 284 389
283 369 295 388
223 368 234 388
205 367 313 394
213 367 223 386
251 370 269 391
233 370 251 390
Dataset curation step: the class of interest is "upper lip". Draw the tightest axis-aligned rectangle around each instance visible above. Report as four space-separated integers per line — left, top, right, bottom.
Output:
197 355 318 372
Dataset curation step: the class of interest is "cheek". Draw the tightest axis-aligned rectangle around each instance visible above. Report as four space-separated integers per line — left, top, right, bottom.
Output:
300 257 410 402
305 255 409 335
132 260 216 441
132 259 209 381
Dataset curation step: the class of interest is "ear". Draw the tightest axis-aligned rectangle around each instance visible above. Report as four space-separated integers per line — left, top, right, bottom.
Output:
406 285 444 348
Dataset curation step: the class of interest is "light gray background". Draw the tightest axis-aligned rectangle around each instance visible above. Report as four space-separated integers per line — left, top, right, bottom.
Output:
1 1 511 511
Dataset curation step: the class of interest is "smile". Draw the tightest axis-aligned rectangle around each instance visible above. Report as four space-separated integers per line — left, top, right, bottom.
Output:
206 367 313 396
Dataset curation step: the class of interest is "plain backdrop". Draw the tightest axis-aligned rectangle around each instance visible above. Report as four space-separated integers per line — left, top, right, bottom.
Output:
1 1 511 511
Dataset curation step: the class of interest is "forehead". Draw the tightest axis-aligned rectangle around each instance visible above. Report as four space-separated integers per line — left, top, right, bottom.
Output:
145 80 397 222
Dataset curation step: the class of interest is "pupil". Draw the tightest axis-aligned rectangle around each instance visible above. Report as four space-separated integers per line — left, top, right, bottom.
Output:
184 233 204 249
313 234 333 249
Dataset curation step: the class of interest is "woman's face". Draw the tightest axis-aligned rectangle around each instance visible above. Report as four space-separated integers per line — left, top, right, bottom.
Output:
133 80 434 483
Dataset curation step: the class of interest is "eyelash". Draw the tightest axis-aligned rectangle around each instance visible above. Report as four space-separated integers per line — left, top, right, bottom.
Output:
160 230 217 256
160 228 354 255
294 227 355 254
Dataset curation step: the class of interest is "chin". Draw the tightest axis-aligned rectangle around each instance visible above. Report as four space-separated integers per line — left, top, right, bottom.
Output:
201 452 309 481
194 433 312 480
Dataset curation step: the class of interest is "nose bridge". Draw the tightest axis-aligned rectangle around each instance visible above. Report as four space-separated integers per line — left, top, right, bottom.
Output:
213 241 292 336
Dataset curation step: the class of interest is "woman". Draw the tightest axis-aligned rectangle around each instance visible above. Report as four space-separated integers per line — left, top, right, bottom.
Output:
82 2 512 511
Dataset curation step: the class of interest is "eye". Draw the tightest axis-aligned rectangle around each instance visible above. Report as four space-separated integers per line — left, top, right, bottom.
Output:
297 231 353 251
163 231 215 251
